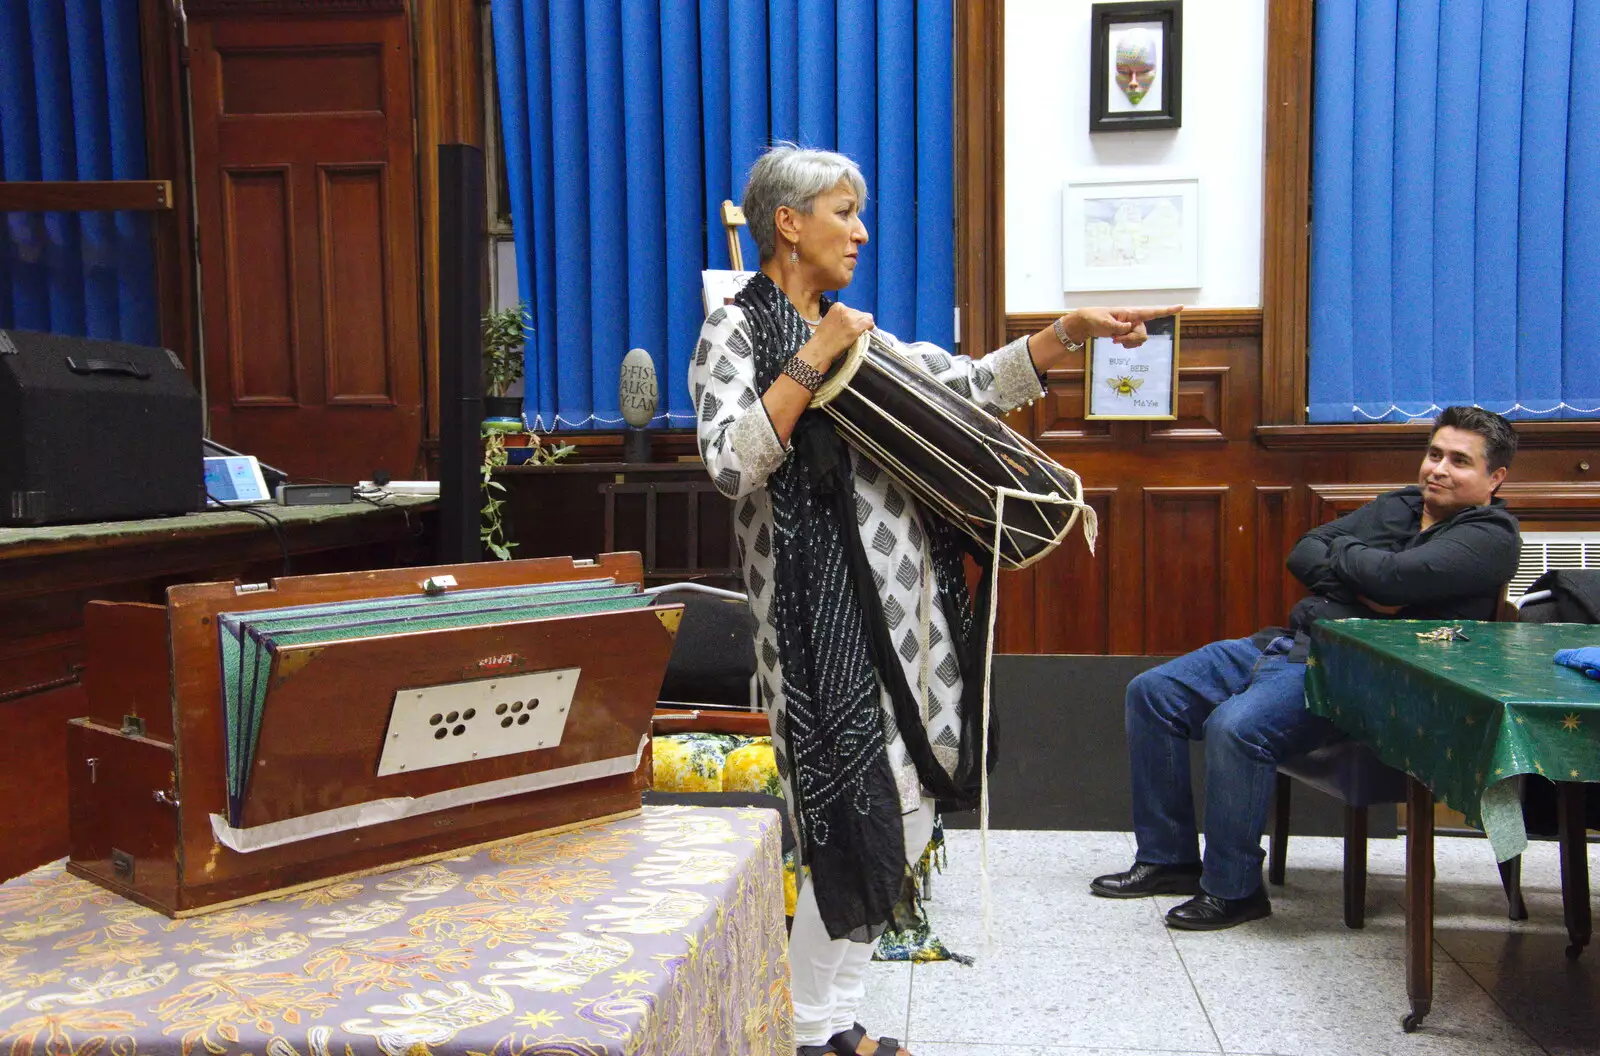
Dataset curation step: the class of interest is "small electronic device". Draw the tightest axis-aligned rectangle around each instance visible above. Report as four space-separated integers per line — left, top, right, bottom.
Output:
203 455 272 507
204 437 287 490
359 479 440 497
275 483 355 506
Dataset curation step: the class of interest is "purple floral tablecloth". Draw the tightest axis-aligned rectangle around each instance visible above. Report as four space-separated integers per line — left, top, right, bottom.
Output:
0 805 791 1056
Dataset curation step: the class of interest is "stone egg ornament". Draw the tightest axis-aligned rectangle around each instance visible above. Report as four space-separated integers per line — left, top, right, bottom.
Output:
619 347 658 428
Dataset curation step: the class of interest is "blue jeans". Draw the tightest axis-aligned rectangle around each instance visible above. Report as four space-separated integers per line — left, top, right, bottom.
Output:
1125 637 1343 900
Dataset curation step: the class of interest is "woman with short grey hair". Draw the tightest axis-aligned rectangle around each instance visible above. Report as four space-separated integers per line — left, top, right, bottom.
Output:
690 142 1176 1056
739 147 868 265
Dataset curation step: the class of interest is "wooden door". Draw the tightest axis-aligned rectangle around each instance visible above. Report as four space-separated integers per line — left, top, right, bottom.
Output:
189 1 424 484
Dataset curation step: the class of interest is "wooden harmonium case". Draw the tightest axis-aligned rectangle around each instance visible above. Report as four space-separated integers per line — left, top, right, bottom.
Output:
66 552 678 916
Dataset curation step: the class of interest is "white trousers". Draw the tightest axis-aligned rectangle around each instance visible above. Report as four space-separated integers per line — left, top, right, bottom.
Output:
789 798 935 1048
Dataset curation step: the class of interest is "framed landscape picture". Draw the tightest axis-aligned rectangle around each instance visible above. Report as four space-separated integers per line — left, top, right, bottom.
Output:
1062 176 1200 292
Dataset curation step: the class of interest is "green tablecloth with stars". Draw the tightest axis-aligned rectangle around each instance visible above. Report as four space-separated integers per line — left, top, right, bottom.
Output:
1306 620 1600 862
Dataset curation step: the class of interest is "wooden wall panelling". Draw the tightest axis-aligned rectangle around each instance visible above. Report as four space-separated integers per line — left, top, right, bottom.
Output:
319 164 398 403
1260 0 1315 424
992 314 1269 654
1259 421 1600 451
1222 482 1268 640
1031 489 1115 655
413 0 487 452
1253 486 1298 627
222 167 298 404
1144 365 1230 443
1035 368 1113 443
992 564 1037 657
1142 487 1228 654
956 0 1005 360
138 0 196 370
1312 482 1600 526
1006 309 1263 344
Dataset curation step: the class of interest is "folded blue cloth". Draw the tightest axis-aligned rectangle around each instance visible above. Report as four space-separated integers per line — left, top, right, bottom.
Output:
1554 647 1600 680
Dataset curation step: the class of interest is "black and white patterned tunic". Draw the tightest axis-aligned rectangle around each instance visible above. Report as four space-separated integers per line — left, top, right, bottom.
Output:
690 306 1045 815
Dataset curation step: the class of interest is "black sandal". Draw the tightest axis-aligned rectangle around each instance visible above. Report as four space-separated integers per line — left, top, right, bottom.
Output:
798 1047 836 1056
827 1023 910 1056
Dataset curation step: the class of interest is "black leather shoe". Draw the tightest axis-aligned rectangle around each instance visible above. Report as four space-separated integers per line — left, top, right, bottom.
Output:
1090 861 1203 899
1165 888 1272 930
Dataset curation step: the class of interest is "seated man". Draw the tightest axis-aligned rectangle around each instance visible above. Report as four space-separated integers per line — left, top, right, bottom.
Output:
1091 406 1520 930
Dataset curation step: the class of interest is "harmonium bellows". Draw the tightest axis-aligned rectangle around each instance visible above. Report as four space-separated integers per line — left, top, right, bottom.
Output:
66 552 679 917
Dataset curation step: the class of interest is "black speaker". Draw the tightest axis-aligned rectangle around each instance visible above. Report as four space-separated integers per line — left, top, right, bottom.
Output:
437 144 487 564
0 329 203 526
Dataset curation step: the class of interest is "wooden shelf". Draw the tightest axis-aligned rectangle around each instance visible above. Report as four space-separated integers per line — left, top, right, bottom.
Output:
0 180 174 213
1256 421 1600 450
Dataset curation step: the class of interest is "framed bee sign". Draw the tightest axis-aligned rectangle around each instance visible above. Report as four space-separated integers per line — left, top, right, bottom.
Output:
1084 314 1179 419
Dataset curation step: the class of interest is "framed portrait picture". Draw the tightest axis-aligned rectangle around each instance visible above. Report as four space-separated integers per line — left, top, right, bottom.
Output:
1089 1 1182 132
1084 314 1180 420
1061 176 1200 291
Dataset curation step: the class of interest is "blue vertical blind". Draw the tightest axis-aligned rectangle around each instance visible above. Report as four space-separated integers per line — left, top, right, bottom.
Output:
0 0 159 346
491 0 955 430
1308 0 1600 422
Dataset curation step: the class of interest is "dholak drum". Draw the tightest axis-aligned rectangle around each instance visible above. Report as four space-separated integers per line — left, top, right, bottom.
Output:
810 330 1093 570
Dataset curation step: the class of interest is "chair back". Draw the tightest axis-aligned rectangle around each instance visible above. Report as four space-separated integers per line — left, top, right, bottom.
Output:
599 479 741 589
651 586 759 710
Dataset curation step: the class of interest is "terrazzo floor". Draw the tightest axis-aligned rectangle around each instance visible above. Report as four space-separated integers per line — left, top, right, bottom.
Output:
854 829 1600 1055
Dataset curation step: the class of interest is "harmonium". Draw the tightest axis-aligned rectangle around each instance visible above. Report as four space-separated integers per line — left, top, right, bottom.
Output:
65 552 681 916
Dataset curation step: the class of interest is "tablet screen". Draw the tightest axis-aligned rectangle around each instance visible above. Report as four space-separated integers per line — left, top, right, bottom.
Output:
204 456 269 504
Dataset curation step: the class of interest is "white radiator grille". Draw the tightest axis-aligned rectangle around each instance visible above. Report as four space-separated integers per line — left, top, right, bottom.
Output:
1507 532 1600 600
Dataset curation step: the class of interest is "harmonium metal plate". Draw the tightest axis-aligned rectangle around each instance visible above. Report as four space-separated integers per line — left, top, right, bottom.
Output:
376 667 579 777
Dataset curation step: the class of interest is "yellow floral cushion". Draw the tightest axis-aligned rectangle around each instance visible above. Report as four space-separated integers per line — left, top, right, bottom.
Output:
722 741 783 797
651 733 753 793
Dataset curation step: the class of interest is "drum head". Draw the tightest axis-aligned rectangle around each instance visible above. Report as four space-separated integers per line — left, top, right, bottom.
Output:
809 331 873 408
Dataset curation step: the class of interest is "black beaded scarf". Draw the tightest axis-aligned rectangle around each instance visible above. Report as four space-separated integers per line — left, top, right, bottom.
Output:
735 271 995 941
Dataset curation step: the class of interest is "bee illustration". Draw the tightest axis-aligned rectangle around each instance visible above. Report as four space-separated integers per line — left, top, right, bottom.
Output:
1106 375 1145 398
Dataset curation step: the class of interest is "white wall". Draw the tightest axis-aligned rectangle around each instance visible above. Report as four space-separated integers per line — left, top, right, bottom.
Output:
1005 0 1266 311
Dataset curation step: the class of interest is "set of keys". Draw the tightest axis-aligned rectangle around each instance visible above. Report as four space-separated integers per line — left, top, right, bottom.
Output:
1416 626 1471 643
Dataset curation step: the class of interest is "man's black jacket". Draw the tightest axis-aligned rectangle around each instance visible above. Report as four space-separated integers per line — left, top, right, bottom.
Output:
1255 485 1521 658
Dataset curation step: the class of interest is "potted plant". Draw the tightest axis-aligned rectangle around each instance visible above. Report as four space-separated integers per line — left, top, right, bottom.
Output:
480 426 518 560
482 302 529 420
480 425 575 560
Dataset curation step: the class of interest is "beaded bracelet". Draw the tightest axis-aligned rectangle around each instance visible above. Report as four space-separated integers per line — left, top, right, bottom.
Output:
782 355 825 392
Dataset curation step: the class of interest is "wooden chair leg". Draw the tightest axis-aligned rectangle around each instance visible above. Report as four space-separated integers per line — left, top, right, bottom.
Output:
1498 854 1528 921
1344 804 1369 929
1268 772 1290 886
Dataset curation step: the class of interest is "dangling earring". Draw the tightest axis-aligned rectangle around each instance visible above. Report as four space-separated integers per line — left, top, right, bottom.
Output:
788 242 799 264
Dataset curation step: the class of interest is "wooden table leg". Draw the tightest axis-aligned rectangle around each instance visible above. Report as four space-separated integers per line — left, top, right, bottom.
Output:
1558 781 1592 960
1402 776 1434 1033
1343 805 1368 929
